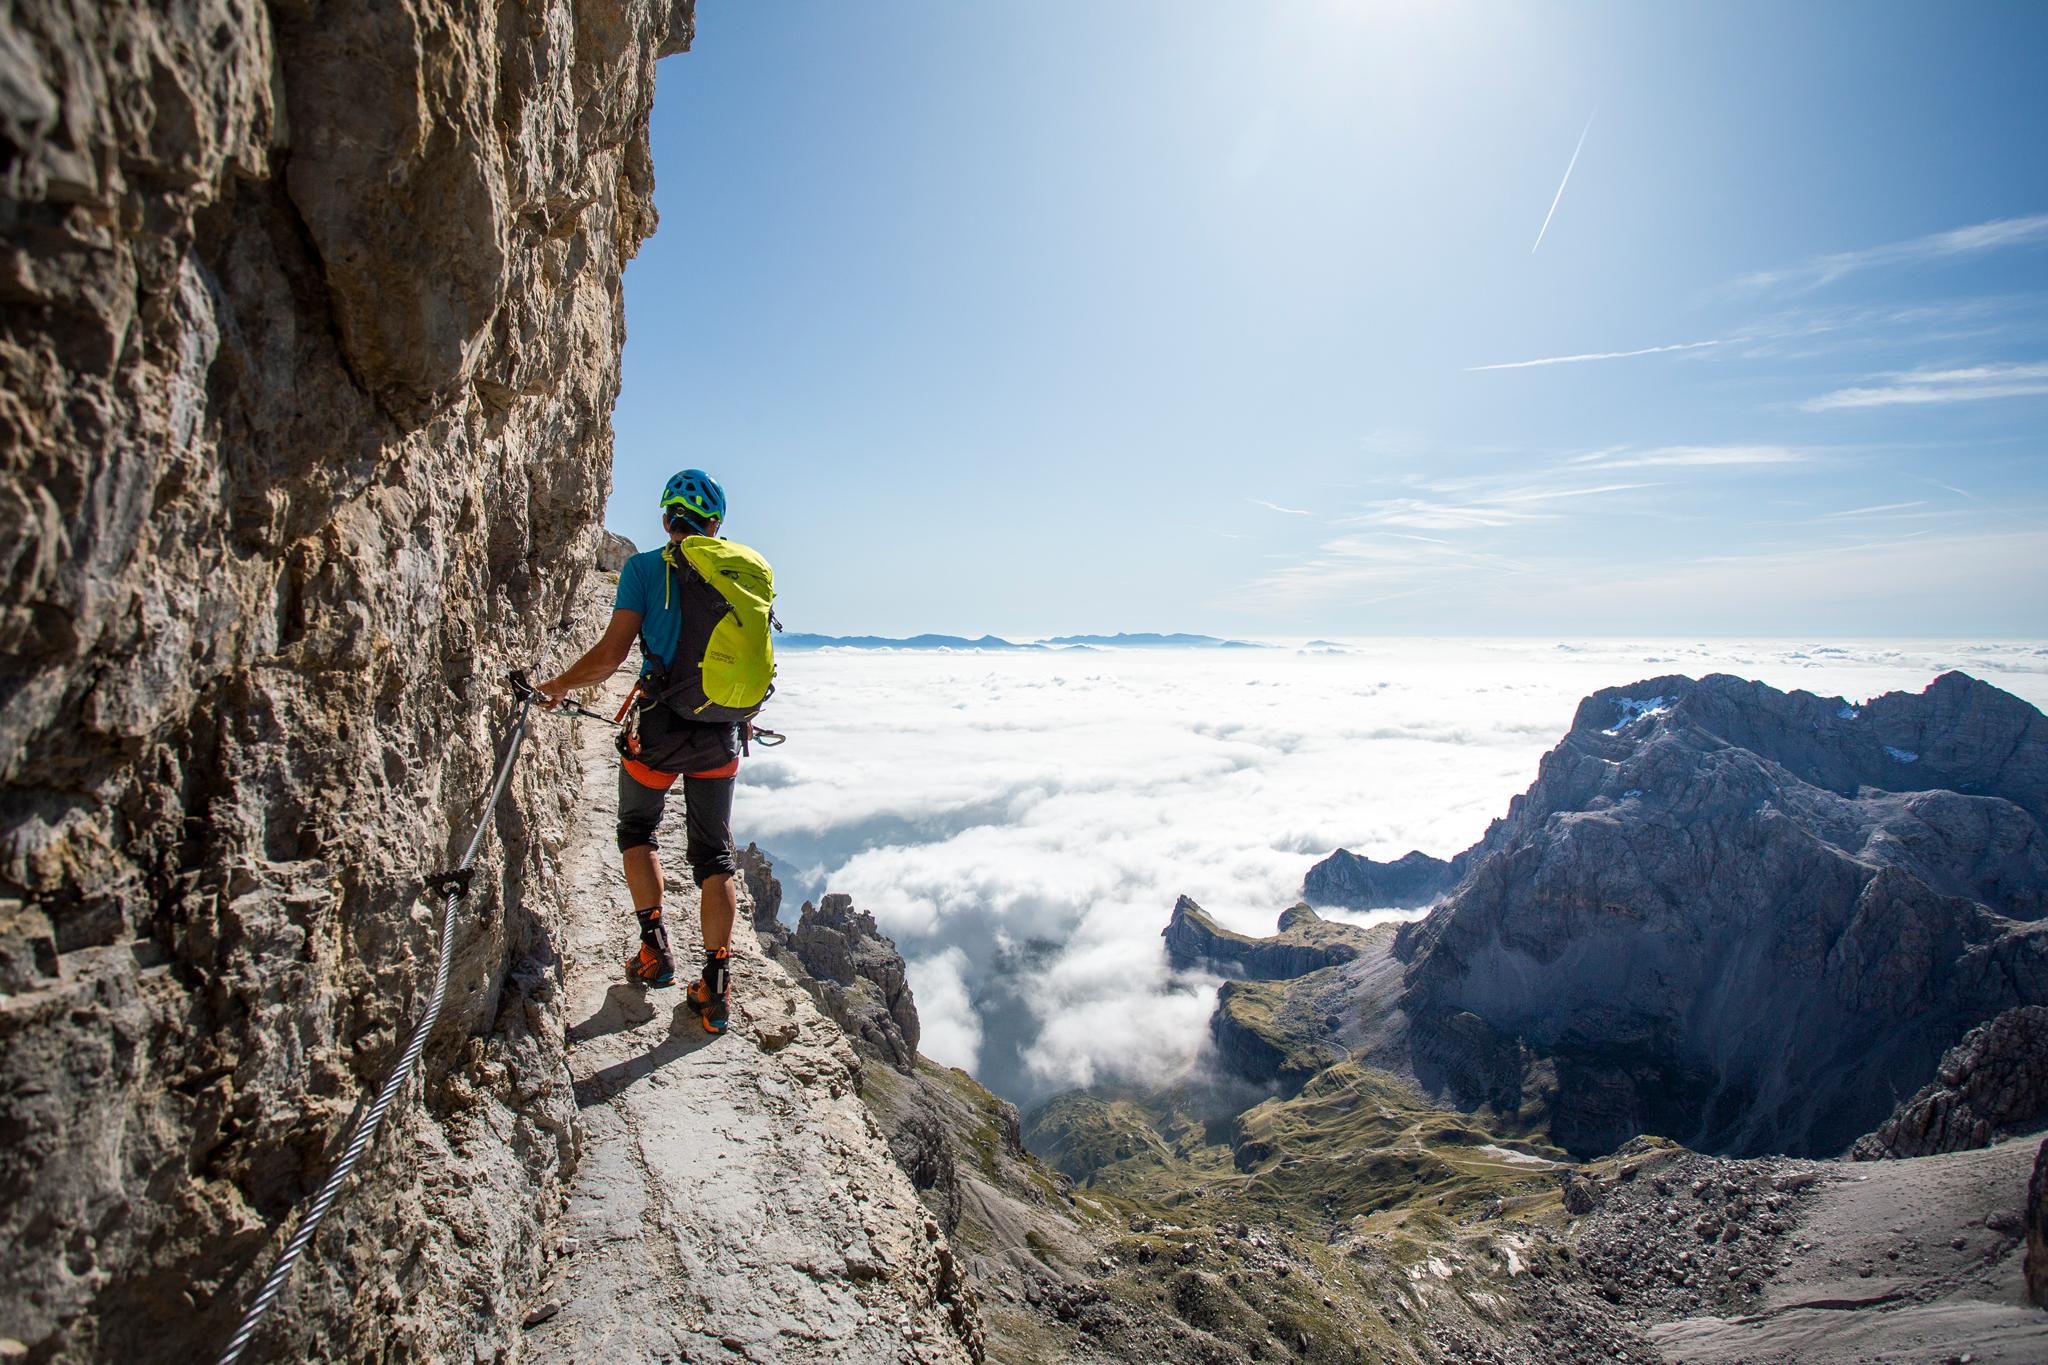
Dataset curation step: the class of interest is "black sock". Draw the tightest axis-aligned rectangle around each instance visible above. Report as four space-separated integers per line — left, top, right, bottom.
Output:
635 907 671 959
702 946 730 997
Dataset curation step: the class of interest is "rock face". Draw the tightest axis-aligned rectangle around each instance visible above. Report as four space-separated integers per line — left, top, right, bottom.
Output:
1163 896 1367 980
0 3 693 1361
1303 849 1455 911
1853 1006 2048 1158
1391 672 2048 1158
769 893 923 1074
595 529 638 571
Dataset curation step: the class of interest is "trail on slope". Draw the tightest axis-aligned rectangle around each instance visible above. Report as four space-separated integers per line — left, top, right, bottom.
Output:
1647 1138 2048 1365
519 697 972 1364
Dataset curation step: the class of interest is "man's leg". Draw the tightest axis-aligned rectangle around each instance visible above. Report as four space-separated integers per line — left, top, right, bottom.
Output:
681 771 739 1031
617 764 677 985
623 845 664 911
699 873 736 955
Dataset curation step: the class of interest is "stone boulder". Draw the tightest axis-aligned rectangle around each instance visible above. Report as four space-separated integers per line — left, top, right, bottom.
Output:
886 1110 964 1235
1853 1006 2048 1158
735 842 783 937
596 529 638 572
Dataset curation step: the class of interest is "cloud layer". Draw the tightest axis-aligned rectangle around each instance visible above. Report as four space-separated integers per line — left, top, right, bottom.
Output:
738 641 2048 1108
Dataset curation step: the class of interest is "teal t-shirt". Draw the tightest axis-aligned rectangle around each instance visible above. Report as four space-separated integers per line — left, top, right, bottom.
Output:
615 548 683 673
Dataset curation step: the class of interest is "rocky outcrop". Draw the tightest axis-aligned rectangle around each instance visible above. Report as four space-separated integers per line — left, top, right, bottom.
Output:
1853 1006 2048 1158
595 529 638 572
740 866 959 1213
1303 849 1455 911
773 893 923 1074
1391 672 2048 1158
732 863 1131 1360
736 840 783 935
1209 977 1343 1088
1163 896 1367 979
0 2 693 1361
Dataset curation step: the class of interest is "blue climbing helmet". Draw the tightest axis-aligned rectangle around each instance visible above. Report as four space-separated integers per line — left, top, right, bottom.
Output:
661 468 726 531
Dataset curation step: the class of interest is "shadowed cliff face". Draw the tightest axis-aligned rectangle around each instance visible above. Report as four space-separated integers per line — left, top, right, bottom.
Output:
0 2 692 1360
1852 1005 2048 1159
1302 850 1454 913
1388 671 2048 1158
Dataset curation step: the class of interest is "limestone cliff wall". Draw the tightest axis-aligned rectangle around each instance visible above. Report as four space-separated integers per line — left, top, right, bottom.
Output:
0 2 692 1360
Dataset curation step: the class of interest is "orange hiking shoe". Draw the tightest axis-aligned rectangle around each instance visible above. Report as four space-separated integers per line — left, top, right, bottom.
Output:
625 907 675 988
685 947 732 1033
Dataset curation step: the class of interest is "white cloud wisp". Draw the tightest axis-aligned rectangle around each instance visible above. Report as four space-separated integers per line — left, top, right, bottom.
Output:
1737 212 2048 292
1568 445 1807 470
1802 361 2048 411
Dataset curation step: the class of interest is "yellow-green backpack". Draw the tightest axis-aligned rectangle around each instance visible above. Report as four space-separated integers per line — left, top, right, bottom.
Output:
653 536 777 722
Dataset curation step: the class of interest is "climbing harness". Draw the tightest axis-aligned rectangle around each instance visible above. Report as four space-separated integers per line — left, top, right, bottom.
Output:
218 673 544 1364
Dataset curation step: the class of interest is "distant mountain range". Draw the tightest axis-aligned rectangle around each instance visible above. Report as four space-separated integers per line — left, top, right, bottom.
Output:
777 632 1041 652
777 631 1266 651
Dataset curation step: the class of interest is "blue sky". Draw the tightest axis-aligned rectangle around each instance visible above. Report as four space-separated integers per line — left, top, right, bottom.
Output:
606 1 2048 638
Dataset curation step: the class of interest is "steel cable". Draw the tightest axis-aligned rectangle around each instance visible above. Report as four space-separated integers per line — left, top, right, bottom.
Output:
216 691 535 1365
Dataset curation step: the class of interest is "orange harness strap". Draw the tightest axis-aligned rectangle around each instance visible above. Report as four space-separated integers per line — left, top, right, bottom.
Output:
622 756 678 790
618 688 740 786
621 753 739 788
611 681 643 725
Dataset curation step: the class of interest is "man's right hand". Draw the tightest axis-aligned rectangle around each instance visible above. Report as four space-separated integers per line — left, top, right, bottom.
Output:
536 676 571 709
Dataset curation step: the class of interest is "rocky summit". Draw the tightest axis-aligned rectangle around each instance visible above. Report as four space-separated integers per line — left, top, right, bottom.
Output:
1163 896 1367 980
1301 849 1456 912
1305 670 2048 1158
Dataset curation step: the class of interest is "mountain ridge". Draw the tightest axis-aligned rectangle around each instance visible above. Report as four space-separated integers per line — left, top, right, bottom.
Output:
1377 668 2048 1156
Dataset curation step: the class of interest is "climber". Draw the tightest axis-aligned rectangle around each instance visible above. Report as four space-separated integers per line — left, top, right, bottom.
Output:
536 469 777 1035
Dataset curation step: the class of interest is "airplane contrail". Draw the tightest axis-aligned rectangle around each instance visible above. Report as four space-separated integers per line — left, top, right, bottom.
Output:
1531 113 1595 254
1466 339 1724 371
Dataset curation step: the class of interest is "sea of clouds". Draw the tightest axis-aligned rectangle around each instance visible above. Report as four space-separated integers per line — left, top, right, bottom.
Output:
736 639 2048 1109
